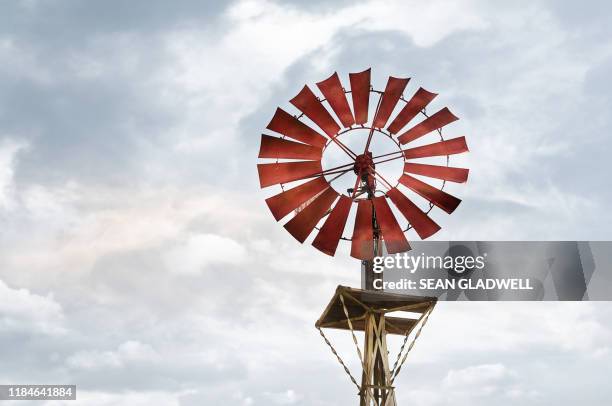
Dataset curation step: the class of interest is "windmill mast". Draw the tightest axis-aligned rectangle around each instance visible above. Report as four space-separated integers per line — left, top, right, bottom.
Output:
360 160 382 292
355 158 389 405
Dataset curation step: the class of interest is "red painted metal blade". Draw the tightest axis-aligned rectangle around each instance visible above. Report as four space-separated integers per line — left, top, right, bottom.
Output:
265 177 329 221
266 108 327 148
317 72 355 128
403 137 469 159
312 196 352 256
399 174 461 214
398 107 459 144
258 135 323 160
351 199 375 260
372 196 410 254
387 88 437 134
386 188 441 239
349 68 371 125
290 85 340 137
258 161 322 188
284 187 339 243
373 76 410 128
404 162 469 183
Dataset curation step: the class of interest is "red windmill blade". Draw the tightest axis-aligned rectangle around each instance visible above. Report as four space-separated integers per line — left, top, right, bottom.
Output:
317 72 355 128
397 107 459 145
373 76 410 129
349 68 371 124
257 69 469 260
387 87 438 134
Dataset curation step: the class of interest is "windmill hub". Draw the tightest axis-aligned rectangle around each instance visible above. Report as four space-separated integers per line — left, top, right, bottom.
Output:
353 152 375 175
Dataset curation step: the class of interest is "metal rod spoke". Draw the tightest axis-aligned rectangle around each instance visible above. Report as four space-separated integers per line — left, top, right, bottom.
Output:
370 149 404 162
350 172 362 198
327 170 350 184
291 167 353 183
328 135 358 160
364 93 384 154
333 136 359 159
369 165 394 190
316 160 355 175
372 154 405 166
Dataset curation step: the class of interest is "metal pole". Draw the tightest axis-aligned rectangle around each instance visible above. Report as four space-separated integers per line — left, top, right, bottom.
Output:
359 172 390 405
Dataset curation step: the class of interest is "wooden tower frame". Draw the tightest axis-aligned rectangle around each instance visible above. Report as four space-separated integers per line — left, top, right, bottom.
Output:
316 286 436 405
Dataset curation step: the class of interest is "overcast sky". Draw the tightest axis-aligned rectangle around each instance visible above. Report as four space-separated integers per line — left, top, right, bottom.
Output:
1 0 612 405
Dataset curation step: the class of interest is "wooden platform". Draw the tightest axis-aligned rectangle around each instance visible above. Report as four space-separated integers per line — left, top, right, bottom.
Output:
316 285 437 336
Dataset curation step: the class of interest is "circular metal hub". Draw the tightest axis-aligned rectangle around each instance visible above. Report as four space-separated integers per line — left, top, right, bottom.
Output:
353 152 375 175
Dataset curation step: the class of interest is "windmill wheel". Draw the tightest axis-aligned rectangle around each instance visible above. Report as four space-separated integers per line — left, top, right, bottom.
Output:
257 68 469 260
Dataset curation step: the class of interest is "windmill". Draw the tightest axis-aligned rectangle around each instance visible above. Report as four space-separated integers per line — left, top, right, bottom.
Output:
257 68 469 405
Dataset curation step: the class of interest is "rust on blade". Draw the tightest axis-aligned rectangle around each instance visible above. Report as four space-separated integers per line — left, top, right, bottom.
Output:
398 107 459 144
265 177 329 221
258 161 323 188
284 188 339 243
312 196 352 256
266 108 327 148
350 199 375 260
349 68 371 125
386 188 441 239
373 76 410 129
399 174 461 214
290 85 341 137
387 88 437 134
403 137 469 159
404 162 469 183
372 196 410 254
258 134 323 160
317 72 355 128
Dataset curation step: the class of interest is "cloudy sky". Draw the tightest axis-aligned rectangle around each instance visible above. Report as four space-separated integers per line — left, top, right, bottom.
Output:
1 0 612 405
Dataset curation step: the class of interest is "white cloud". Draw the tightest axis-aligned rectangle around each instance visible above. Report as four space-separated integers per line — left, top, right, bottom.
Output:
160 0 486 155
0 183 263 290
352 0 487 47
0 138 27 209
0 279 64 335
66 340 159 370
400 363 538 406
41 390 184 406
444 363 509 390
1 1 612 405
263 389 303 405
162 233 248 275
400 302 612 366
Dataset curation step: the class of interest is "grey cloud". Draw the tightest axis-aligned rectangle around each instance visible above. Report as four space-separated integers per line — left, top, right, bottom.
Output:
3 71 174 186
0 0 233 189
0 1 230 44
305 23 611 238
545 0 612 34
273 0 356 12
1 1 612 405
